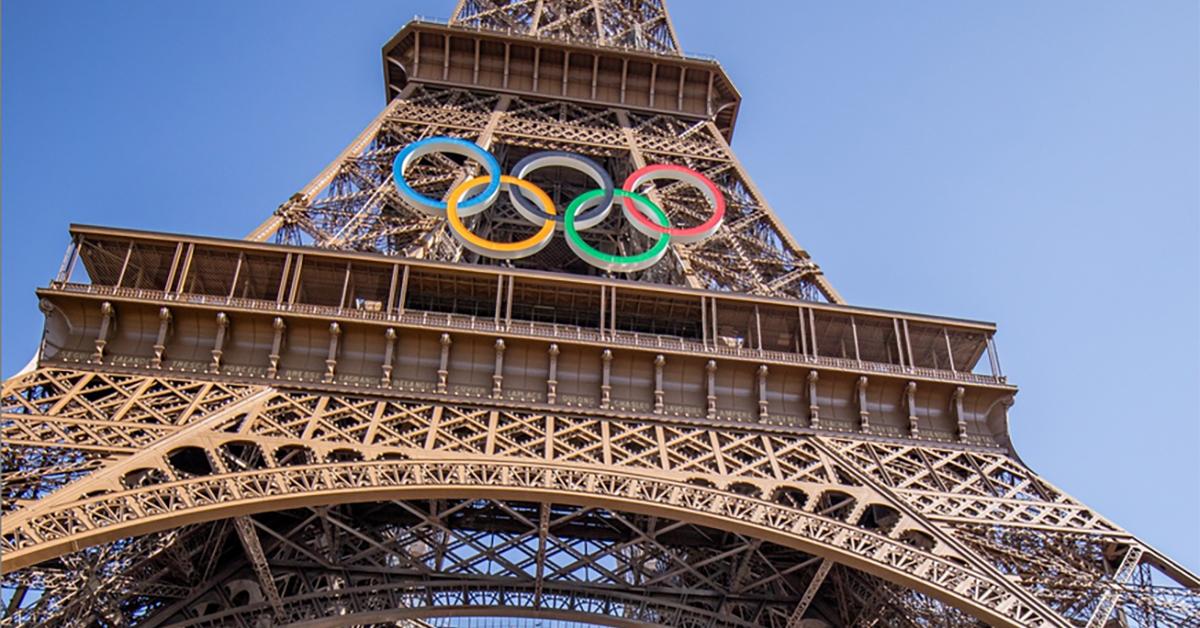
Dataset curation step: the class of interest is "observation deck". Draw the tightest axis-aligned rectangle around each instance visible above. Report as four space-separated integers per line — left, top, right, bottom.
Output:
37 225 1017 452
381 17 743 138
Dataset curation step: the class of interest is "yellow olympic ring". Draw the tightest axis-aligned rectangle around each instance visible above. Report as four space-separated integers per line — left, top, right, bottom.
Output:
447 175 557 259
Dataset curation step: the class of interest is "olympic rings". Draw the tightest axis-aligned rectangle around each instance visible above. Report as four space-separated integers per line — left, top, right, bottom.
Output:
622 164 725 243
565 189 671 273
393 136 501 216
391 136 724 272
509 151 614 230
448 175 557 260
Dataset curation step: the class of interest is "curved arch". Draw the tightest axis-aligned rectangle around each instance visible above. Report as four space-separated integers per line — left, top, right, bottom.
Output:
1 459 1048 626
164 579 748 628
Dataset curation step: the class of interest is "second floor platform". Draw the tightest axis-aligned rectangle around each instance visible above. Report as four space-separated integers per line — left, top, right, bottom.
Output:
33 225 1020 451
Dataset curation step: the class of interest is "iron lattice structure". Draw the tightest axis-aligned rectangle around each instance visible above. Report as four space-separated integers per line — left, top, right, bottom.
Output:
3 2 1198 627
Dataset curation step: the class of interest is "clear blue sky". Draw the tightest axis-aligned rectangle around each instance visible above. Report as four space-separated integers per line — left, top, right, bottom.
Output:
3 1 1197 573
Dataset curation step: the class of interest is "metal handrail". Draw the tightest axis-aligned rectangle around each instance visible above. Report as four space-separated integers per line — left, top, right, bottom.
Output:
47 282 1004 386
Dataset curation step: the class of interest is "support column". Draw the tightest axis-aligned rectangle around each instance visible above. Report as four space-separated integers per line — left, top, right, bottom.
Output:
323 322 341 383
943 328 957 372
902 319 916 370
267 317 285 379
210 312 229 374
905 381 919 438
850 316 862 365
797 306 809 357
599 284 607 340
653 354 666 414
786 559 832 627
397 265 410 316
705 359 717 419
492 338 506 399
233 516 285 619
987 336 1004 379
152 307 171 368
412 94 513 258
807 371 820 428
600 349 613 409
381 328 397 386
616 108 704 289
893 318 907 369
952 386 967 442
856 376 870 432
92 302 115 363
54 235 80 284
757 364 769 420
546 343 559 404
437 333 452 394
754 306 764 353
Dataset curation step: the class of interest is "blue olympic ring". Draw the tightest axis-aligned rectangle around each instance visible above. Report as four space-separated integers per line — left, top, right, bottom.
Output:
392 136 502 216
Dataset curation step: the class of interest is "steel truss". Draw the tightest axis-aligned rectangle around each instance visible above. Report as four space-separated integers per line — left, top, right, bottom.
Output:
3 367 1197 626
450 0 682 54
249 82 839 303
4 1 1198 626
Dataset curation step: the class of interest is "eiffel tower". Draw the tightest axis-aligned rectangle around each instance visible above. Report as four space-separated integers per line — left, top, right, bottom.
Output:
3 1 1197 626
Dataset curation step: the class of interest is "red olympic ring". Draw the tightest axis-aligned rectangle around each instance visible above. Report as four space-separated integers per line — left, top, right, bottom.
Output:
620 164 726 244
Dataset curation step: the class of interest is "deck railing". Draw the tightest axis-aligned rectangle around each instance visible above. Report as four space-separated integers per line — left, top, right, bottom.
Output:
49 281 1006 387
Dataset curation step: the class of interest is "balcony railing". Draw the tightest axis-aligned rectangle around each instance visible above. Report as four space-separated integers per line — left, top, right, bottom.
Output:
48 281 1007 387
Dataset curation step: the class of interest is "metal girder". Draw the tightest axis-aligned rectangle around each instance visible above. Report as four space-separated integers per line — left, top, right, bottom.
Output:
450 0 682 54
787 559 831 627
5 1 1199 627
5 367 1199 626
255 82 838 303
232 516 285 618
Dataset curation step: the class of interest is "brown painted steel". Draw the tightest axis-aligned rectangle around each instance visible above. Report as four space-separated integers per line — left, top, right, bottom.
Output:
3 1 1198 627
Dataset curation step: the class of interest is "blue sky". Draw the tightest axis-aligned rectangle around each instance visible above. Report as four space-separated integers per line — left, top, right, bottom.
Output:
3 0 1197 574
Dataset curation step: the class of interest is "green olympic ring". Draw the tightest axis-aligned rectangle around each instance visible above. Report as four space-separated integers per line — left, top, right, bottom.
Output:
564 189 671 273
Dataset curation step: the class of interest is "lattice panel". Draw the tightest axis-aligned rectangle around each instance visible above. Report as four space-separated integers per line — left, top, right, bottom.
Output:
451 0 681 54
3 366 1198 625
265 83 838 302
